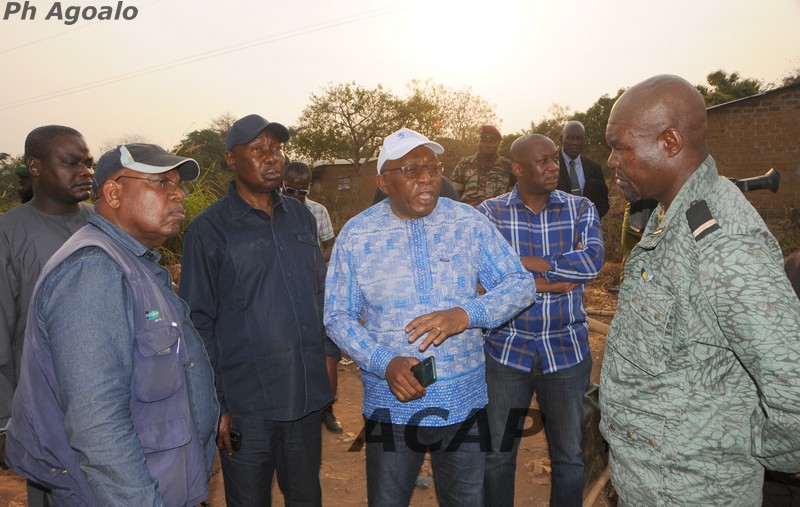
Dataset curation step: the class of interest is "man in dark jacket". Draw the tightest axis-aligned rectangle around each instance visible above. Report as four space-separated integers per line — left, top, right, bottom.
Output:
556 120 610 218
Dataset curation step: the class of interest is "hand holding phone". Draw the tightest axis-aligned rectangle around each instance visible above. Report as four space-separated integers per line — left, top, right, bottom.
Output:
410 356 437 387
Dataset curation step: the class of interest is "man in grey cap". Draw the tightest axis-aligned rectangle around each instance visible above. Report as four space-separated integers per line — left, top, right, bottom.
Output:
6 143 219 506
180 114 336 506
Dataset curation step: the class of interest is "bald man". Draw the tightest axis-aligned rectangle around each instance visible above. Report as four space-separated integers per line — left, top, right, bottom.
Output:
599 75 800 506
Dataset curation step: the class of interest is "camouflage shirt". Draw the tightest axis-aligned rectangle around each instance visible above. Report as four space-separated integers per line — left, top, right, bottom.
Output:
600 157 800 506
450 153 514 207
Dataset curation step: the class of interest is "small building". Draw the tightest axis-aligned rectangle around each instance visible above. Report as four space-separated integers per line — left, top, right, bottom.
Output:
706 82 800 216
309 159 378 232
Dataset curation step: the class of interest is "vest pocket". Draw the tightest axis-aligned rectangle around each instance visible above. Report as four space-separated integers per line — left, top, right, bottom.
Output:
133 322 182 402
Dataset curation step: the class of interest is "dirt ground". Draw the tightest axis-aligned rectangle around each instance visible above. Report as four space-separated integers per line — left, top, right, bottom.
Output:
0 274 620 507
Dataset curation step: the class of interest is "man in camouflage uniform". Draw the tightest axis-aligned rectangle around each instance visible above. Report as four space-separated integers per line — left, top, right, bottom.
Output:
600 74 800 506
450 125 514 206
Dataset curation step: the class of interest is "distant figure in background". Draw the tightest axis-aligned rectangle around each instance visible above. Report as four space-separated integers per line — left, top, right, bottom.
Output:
283 162 336 262
451 125 514 206
282 161 343 434
14 164 33 203
0 125 95 506
556 120 610 218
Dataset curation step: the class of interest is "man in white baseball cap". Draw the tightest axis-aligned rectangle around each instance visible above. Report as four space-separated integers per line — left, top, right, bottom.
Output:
324 127 535 505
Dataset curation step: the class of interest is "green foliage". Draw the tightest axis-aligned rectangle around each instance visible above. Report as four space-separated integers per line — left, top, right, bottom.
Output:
0 153 25 214
498 133 523 159
779 69 800 87
571 89 626 165
404 80 500 143
291 80 502 177
696 70 763 107
292 82 404 175
527 103 573 142
173 113 235 173
158 170 228 265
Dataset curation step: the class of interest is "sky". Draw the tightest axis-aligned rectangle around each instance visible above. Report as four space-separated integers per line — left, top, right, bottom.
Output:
1 0 799 157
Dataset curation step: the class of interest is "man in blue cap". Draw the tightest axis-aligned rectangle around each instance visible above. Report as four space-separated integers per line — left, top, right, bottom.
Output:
180 114 337 506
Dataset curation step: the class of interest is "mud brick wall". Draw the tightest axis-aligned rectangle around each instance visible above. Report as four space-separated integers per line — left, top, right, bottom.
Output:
706 84 800 215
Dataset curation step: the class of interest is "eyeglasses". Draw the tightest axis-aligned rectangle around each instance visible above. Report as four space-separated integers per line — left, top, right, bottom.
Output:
381 162 442 180
113 175 185 194
284 186 309 196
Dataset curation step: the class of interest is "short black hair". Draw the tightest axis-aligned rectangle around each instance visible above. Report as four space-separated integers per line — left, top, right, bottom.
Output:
24 125 83 164
284 161 311 178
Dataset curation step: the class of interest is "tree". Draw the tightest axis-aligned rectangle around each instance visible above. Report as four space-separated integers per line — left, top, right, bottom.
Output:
696 70 763 107
571 89 626 164
291 82 404 175
779 69 800 87
404 80 500 143
528 103 574 142
96 133 151 157
173 112 234 174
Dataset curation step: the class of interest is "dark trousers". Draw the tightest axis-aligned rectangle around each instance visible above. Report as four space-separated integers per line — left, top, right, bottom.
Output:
220 411 322 507
365 410 488 507
485 353 592 507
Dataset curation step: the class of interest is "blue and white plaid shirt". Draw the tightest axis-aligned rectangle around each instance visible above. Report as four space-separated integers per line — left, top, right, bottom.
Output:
478 187 604 374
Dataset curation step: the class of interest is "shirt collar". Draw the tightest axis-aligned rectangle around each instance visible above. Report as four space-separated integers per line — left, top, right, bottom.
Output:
638 155 717 249
226 180 284 220
505 184 565 210
561 151 580 165
88 213 159 262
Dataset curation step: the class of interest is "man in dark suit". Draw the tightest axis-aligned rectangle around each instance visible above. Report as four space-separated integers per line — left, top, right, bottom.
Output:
556 120 610 217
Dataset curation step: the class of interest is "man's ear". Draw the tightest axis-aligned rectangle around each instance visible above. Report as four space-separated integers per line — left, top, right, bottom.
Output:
224 150 236 171
27 157 41 177
376 173 389 195
510 161 524 179
99 179 123 210
659 128 683 158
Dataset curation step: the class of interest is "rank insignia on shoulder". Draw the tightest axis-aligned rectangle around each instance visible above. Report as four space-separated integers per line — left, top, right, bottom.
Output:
686 200 720 241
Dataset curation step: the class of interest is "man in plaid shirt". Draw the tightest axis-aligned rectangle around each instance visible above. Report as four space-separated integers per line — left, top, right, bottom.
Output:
478 134 604 507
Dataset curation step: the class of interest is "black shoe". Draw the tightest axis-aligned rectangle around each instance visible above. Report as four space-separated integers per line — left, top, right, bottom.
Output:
322 408 343 433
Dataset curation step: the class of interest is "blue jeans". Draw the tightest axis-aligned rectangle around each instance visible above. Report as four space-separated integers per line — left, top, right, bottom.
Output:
484 353 591 507
220 411 322 507
365 410 488 507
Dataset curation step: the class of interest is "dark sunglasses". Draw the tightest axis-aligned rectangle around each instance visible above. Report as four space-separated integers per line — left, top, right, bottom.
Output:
284 186 309 196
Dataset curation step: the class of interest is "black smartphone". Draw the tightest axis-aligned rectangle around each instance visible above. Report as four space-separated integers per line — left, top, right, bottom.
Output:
229 429 241 452
411 356 437 387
